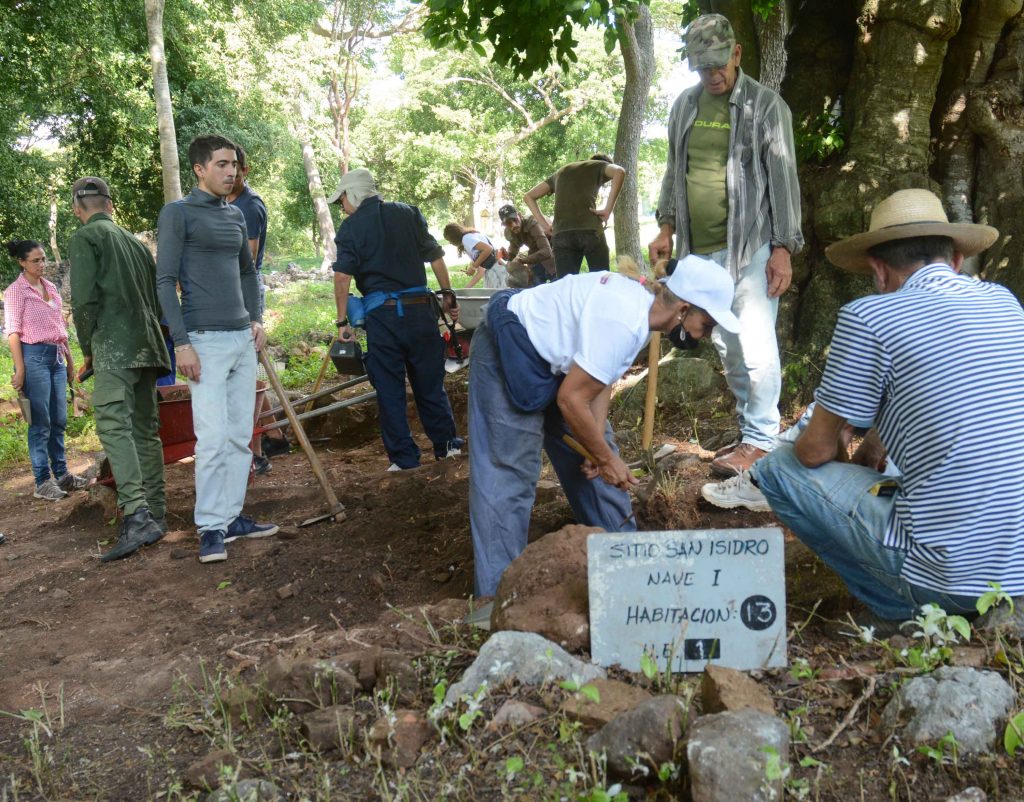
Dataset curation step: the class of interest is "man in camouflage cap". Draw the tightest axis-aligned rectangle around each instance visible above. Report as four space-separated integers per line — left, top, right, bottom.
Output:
650 12 803 478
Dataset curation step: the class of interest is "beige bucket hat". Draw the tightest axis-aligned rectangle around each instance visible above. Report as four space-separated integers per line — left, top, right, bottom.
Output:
825 189 998 274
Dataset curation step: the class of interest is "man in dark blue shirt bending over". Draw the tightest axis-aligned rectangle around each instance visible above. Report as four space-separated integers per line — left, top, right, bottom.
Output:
329 168 463 471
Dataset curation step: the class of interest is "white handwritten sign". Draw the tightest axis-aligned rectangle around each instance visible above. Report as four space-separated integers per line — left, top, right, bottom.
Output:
588 528 787 672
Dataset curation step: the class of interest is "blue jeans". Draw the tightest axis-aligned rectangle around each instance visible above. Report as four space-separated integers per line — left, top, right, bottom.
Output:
752 444 979 620
364 303 458 468
468 317 635 597
22 342 69 485
188 330 257 533
706 243 781 450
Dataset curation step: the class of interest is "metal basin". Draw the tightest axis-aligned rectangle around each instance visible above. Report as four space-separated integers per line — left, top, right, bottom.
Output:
454 287 499 330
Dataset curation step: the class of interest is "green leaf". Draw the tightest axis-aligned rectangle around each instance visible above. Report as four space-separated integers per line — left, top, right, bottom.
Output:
1004 710 1024 755
579 683 601 704
217 580 232 590
947 615 971 641
503 755 524 779
640 651 658 680
471 41 486 57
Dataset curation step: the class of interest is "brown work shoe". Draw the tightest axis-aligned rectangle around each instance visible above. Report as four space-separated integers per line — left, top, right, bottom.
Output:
710 443 768 477
713 440 740 458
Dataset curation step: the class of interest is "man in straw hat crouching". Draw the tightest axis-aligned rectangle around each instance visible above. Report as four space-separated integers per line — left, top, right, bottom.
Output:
719 188 1024 628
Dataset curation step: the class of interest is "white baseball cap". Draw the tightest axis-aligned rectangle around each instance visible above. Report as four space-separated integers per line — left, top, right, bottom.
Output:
661 254 740 333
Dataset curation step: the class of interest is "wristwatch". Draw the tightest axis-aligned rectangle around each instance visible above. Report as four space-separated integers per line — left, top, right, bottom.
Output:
335 318 349 327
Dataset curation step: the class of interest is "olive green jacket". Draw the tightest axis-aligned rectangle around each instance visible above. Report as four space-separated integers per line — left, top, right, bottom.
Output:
68 213 171 372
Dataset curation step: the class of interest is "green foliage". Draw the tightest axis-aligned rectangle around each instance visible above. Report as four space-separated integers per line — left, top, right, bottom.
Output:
917 730 960 768
886 604 971 671
796 104 846 164
977 581 1015 616
751 0 782 21
422 0 646 78
1004 710 1024 756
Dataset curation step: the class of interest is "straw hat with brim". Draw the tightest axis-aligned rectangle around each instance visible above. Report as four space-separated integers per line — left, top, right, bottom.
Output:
825 189 999 275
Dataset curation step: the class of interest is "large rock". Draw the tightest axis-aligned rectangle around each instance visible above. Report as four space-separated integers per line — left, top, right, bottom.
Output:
185 749 240 790
264 655 360 713
445 631 605 705
700 665 775 717
560 678 653 728
300 705 358 753
686 709 790 802
367 709 433 768
586 695 688 780
614 355 726 421
882 666 1014 754
492 524 602 652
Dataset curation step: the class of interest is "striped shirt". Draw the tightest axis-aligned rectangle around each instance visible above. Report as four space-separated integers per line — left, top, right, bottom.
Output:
815 263 1024 595
3 273 70 357
657 69 803 279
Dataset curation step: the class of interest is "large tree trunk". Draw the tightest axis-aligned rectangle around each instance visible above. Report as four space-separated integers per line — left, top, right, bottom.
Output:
145 0 182 202
300 135 337 271
966 9 1024 293
932 0 1021 277
613 5 656 265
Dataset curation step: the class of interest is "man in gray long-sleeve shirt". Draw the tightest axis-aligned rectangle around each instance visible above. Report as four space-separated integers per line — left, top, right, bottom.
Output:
649 14 803 478
156 134 278 564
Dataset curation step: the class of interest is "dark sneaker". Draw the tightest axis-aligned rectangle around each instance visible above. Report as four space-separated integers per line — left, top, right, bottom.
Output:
101 508 159 562
435 436 465 460
34 478 67 501
253 454 272 475
262 435 291 457
57 472 90 492
199 530 227 563
224 515 279 543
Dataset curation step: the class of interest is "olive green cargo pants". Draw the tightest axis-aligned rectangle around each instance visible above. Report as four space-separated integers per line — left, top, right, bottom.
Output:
92 368 165 517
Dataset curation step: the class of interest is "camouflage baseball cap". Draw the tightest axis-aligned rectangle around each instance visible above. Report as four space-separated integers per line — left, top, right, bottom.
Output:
683 14 736 70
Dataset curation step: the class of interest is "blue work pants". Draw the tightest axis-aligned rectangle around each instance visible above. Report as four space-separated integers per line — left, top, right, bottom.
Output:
364 303 458 468
468 317 635 597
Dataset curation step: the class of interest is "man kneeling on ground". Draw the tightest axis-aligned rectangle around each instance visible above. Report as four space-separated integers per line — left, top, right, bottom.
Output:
722 189 1024 624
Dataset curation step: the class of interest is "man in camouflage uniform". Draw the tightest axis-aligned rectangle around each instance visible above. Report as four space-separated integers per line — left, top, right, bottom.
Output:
649 13 803 477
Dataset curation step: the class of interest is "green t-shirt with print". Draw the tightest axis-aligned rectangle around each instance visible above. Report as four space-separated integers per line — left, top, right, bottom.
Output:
686 90 731 254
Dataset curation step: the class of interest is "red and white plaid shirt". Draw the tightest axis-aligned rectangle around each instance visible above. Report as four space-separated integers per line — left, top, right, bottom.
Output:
4 272 70 358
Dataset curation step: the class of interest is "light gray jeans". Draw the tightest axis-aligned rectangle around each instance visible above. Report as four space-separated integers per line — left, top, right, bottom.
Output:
706 243 781 450
187 329 256 533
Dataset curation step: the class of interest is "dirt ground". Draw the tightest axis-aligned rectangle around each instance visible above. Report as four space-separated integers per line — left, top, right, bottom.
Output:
1 376 1021 801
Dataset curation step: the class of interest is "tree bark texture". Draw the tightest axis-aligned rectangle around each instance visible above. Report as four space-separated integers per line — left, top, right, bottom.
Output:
613 5 656 265
298 130 338 271
145 0 182 203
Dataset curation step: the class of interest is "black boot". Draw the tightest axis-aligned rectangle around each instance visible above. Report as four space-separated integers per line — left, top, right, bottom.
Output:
100 508 161 562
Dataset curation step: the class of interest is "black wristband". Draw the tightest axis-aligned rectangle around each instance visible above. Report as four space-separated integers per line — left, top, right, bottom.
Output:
335 318 349 327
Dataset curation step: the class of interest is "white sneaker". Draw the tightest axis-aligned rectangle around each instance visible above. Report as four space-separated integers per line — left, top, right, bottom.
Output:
701 471 771 512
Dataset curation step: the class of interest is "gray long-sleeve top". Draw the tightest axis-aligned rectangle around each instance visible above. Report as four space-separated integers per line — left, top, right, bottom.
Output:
156 187 260 347
656 69 803 279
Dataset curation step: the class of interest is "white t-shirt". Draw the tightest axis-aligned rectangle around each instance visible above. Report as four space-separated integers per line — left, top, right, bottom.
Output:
462 233 492 263
507 273 653 385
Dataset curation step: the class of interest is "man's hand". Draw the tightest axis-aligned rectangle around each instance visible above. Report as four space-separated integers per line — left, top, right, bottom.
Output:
596 454 640 490
648 229 674 264
766 247 792 298
443 296 460 323
250 322 266 351
77 356 93 382
851 429 888 472
12 367 24 392
177 346 202 382
336 324 356 343
591 207 611 225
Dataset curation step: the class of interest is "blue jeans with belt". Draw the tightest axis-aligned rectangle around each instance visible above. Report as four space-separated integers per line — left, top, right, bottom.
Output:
22 342 69 485
364 302 459 468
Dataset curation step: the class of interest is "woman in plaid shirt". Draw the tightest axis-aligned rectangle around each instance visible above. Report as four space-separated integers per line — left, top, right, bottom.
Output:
5 239 87 500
